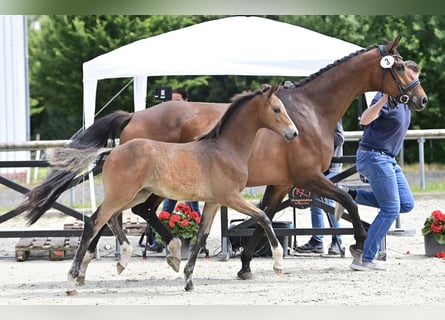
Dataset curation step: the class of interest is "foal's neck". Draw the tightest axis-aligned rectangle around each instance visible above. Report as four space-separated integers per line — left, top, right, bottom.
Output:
214 102 262 160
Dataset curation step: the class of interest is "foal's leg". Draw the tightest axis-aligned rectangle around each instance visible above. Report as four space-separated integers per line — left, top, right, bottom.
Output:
225 195 283 276
238 185 289 280
184 201 219 292
67 199 122 295
67 208 109 295
76 223 107 285
132 196 182 272
106 215 133 275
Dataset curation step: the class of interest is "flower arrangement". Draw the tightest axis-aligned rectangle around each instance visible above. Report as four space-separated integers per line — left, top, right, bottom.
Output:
158 202 201 244
422 209 445 258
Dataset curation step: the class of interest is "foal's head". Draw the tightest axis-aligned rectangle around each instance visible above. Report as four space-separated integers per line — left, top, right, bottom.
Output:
198 84 298 142
254 84 299 142
377 35 428 111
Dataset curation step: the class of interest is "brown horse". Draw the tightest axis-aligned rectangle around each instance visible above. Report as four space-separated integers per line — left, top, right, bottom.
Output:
46 85 298 294
16 35 427 282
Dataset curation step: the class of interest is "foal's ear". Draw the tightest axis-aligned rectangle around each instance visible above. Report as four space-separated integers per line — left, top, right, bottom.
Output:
386 35 402 55
265 83 279 98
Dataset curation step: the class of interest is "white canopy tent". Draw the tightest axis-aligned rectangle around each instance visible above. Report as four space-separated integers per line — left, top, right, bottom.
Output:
83 16 372 128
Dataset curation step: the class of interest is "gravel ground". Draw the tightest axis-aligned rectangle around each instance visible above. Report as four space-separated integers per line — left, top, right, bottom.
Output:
1 170 445 305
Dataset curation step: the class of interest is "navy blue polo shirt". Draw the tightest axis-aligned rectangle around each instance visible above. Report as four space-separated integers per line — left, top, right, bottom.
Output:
359 92 411 157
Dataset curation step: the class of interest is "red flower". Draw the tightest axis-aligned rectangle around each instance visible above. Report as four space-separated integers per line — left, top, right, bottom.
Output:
436 252 445 259
158 210 170 221
430 221 443 234
157 203 201 244
170 214 181 223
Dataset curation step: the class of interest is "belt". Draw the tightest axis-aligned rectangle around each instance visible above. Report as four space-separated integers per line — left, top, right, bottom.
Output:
359 146 395 158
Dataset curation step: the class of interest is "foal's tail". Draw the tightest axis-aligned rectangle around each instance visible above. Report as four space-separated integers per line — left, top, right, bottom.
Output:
14 110 133 225
46 147 111 172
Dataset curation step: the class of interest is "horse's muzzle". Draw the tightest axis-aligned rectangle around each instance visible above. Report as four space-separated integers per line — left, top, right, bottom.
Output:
409 95 428 112
284 128 299 141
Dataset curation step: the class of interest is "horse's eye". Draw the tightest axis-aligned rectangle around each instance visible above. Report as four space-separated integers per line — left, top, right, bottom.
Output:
273 107 281 114
396 64 405 72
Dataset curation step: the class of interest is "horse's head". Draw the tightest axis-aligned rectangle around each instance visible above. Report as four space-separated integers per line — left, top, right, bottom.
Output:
378 35 428 111
260 83 299 142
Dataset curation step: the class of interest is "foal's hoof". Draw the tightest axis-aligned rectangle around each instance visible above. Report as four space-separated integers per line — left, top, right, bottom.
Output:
76 276 85 286
66 289 77 296
116 262 125 275
273 267 282 275
167 256 181 273
184 281 194 292
237 270 254 280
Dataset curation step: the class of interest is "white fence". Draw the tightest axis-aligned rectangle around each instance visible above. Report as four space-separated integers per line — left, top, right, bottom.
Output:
1 129 445 190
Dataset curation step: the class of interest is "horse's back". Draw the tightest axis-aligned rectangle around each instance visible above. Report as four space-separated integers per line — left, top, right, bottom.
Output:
120 100 228 144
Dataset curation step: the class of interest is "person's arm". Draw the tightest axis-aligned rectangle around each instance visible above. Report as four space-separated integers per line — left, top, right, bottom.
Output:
360 94 388 125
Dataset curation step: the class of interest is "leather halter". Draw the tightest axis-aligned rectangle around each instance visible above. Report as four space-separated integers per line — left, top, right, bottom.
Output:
378 45 420 104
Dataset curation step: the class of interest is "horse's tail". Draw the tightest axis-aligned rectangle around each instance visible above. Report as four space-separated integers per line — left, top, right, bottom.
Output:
14 169 78 225
69 110 133 149
14 110 132 225
46 147 111 172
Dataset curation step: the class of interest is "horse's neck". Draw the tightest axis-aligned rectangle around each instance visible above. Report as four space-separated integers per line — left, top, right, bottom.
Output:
302 48 379 120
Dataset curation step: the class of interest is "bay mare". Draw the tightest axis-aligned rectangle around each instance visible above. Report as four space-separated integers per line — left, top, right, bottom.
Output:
45 85 298 294
15 36 427 284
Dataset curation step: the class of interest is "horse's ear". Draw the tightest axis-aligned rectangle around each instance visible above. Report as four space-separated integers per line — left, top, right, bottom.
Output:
386 35 402 55
265 83 279 98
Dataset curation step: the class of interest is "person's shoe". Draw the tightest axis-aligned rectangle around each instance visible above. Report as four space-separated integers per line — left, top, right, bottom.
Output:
295 241 324 253
328 240 342 255
349 259 386 271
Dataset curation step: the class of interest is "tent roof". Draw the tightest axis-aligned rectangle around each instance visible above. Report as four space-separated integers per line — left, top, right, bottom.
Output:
82 16 370 129
83 16 363 81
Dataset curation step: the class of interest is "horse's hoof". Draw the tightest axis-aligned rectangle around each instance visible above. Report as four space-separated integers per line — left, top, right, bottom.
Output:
273 267 282 275
76 276 85 286
116 262 125 275
66 289 77 296
167 256 181 273
237 270 254 280
184 282 194 292
349 245 363 262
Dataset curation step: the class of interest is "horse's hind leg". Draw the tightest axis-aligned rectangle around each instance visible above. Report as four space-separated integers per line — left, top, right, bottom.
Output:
67 209 106 295
132 195 182 272
238 185 289 280
107 214 133 275
184 202 219 292
76 223 107 285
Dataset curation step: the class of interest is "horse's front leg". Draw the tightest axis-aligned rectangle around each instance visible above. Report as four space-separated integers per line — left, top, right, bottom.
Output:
228 195 283 276
336 188 366 262
184 202 219 292
238 185 289 280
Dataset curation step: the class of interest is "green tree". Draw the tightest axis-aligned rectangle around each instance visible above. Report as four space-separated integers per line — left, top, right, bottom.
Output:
28 15 445 163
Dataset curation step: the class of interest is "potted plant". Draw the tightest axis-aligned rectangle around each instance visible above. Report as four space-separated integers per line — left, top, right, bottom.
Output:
421 209 445 258
157 202 201 258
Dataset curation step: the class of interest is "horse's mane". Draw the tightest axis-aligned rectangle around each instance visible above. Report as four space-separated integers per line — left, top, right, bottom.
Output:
197 88 266 141
289 45 379 88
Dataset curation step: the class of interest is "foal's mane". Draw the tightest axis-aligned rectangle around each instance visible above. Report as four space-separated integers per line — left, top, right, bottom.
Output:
292 45 378 88
197 87 267 141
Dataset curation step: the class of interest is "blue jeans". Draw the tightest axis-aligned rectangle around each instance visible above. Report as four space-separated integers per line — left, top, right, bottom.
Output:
162 199 201 215
355 147 414 262
310 170 342 244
